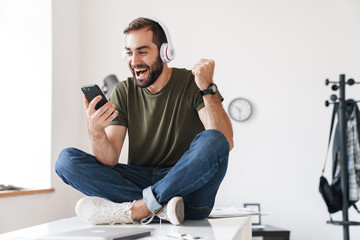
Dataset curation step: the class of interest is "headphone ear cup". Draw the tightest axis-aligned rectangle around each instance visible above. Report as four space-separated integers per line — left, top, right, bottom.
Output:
160 43 175 63
159 43 168 63
167 45 175 62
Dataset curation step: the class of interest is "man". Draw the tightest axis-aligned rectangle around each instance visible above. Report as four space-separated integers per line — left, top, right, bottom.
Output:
56 17 233 226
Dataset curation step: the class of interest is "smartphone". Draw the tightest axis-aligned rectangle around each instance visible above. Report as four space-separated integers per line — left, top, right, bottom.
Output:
81 84 108 110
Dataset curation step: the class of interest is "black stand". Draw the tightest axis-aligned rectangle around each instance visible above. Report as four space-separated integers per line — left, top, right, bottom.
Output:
325 74 360 240
252 225 290 240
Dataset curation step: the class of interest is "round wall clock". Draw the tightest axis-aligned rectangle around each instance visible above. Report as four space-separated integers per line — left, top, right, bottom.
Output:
228 98 253 122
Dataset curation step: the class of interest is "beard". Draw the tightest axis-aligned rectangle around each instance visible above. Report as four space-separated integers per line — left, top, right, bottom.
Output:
131 57 163 88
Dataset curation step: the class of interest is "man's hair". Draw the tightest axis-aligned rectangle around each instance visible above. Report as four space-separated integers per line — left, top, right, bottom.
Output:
123 17 167 50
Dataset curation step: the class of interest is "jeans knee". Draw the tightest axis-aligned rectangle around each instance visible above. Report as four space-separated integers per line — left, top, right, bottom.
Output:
55 147 83 176
194 130 230 165
197 130 230 153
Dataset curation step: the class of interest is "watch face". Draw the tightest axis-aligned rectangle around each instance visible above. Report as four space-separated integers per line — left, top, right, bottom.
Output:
210 84 217 93
228 98 252 122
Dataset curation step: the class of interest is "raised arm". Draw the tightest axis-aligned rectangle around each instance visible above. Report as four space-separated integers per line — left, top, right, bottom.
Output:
192 59 234 150
84 95 126 167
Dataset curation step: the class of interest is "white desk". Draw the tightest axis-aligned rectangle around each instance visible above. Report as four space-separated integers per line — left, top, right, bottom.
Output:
0 216 251 240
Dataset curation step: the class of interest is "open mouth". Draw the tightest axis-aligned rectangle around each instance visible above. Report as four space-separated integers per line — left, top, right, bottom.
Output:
135 68 149 78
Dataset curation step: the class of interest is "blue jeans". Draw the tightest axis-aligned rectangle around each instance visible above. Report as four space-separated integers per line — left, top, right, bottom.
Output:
55 129 229 220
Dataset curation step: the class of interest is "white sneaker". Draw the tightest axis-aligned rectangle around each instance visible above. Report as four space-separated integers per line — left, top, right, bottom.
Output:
75 196 134 225
141 196 184 226
157 196 185 225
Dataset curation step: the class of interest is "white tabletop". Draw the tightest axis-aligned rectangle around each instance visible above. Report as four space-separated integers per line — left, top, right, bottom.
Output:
0 216 251 240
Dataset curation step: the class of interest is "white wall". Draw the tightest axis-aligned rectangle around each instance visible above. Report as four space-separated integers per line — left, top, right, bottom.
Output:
1 0 360 239
0 0 84 233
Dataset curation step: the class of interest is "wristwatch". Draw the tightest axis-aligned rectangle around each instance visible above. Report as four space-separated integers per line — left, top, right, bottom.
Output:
200 83 218 96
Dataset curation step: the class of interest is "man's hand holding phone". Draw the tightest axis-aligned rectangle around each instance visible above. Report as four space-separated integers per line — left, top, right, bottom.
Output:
84 95 118 132
81 85 118 137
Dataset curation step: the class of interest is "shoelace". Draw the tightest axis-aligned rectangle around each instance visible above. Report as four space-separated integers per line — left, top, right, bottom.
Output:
104 201 135 225
140 213 165 226
114 201 135 224
140 205 166 225
140 213 156 225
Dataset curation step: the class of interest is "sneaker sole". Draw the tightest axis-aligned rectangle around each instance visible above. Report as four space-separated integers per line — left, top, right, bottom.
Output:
167 197 184 225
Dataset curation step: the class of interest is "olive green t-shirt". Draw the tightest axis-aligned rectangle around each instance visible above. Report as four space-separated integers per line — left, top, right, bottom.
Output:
109 68 213 167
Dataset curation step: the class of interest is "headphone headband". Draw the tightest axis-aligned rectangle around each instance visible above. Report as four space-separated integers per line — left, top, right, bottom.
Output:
122 17 175 63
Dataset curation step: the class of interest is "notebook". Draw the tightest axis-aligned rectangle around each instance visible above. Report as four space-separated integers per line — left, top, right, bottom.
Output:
36 226 153 240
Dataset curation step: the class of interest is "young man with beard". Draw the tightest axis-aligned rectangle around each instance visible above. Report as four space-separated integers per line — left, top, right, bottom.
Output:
55 17 233 226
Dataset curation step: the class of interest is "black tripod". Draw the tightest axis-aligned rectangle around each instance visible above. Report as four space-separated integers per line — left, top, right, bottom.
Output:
325 74 360 240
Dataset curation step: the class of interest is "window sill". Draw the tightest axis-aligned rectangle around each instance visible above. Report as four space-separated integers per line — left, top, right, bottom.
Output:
0 188 55 198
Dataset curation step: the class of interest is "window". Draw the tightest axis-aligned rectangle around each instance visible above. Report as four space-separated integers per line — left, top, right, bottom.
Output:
0 0 52 189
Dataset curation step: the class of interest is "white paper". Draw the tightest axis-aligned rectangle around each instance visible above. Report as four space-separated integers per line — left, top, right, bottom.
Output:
208 207 261 218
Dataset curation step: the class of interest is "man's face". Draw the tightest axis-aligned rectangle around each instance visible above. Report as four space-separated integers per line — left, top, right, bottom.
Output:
124 28 163 88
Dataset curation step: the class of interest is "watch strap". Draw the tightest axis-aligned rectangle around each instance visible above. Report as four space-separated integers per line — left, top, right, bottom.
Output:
200 83 217 96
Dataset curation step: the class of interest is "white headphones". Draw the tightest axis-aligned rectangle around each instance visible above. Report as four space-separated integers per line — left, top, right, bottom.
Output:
122 17 175 63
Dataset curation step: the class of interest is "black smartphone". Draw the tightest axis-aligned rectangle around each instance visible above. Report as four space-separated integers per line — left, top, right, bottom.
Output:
81 84 108 110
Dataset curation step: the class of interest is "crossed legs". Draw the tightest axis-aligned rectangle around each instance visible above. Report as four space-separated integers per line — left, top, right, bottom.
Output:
55 129 229 221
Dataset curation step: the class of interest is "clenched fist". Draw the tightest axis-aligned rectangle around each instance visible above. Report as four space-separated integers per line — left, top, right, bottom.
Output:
192 59 215 90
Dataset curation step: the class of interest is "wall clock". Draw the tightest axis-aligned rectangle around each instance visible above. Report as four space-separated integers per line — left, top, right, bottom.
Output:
228 98 253 122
